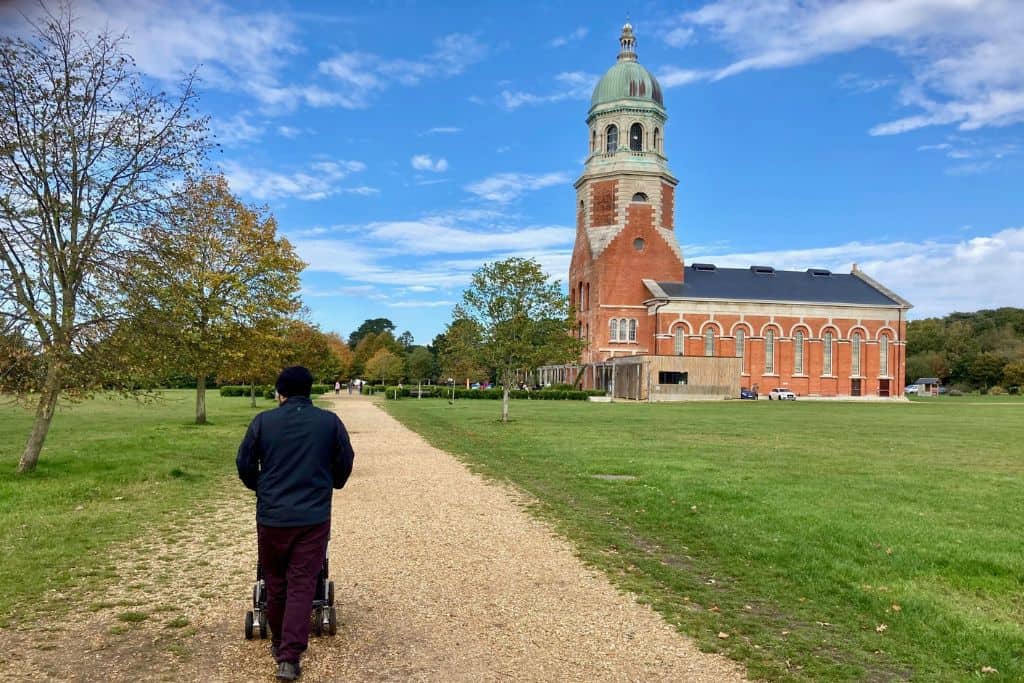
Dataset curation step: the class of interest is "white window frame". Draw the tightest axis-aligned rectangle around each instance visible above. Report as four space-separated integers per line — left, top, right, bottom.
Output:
852 332 862 376
628 319 637 342
880 335 889 377
610 318 618 343
765 330 775 374
673 326 685 355
735 328 745 361
704 328 714 356
794 330 804 374
823 331 833 375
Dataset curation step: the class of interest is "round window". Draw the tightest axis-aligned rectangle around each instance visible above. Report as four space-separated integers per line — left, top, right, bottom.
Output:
633 238 645 251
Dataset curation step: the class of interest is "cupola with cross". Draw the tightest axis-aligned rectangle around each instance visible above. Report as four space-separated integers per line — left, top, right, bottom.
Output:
569 23 685 364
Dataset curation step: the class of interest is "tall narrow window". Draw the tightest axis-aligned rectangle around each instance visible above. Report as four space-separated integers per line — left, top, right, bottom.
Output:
704 328 715 356
735 328 745 362
880 335 890 376
794 331 805 374
628 319 637 342
610 319 618 342
823 331 833 375
577 282 583 311
590 129 595 153
674 326 685 355
606 125 618 154
585 283 590 311
653 127 660 152
765 330 775 374
852 332 862 376
630 123 643 151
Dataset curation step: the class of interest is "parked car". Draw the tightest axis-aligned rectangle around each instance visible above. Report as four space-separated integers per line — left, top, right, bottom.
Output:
740 388 758 400
768 387 796 400
904 385 919 395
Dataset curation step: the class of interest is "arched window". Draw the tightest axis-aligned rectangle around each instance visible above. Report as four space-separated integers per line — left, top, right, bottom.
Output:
823 331 834 375
629 123 643 151
653 127 660 152
577 282 583 311
880 334 890 376
704 328 715 356
674 326 685 355
590 129 595 153
606 125 618 154
735 328 745 363
765 330 775 374
794 331 805 374
585 283 590 311
631 192 648 202
610 319 618 342
852 332 862 376
628 319 637 342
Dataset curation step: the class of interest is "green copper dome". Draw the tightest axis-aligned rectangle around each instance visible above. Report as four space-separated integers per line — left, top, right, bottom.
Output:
590 23 664 111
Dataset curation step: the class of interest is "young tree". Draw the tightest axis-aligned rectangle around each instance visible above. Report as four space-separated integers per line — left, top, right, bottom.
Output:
397 330 415 351
454 257 583 422
406 346 434 397
0 7 208 472
364 348 403 385
129 175 303 424
436 318 488 388
1003 360 1024 389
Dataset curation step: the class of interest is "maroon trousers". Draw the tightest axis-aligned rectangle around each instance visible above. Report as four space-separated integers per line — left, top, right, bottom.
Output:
257 520 331 664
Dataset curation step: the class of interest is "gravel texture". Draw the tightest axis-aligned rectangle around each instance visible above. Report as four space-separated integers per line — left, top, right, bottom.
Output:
0 394 747 682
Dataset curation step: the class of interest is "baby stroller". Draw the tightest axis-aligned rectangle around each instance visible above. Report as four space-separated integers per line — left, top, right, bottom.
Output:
244 554 337 639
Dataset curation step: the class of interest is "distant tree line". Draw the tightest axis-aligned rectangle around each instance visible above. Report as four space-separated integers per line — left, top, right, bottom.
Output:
906 308 1024 392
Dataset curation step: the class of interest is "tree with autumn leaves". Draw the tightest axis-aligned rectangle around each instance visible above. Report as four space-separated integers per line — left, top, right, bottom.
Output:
128 175 303 424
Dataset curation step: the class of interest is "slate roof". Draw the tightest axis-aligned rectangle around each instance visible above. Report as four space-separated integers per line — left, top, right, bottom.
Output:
913 378 941 384
651 265 907 307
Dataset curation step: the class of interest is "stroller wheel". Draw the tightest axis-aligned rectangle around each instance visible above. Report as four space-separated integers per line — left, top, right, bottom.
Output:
328 606 337 636
258 612 268 639
244 611 254 640
312 608 323 637
328 581 335 606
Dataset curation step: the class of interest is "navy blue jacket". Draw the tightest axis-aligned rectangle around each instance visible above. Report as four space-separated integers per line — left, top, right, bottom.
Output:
236 396 355 527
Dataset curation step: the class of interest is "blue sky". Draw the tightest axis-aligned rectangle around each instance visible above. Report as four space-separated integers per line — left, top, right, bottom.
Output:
6 0 1023 345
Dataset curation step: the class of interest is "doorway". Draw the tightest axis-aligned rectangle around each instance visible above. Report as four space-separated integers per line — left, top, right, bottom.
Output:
851 378 862 396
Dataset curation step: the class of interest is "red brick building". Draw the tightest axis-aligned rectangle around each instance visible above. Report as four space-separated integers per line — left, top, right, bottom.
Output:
559 24 912 399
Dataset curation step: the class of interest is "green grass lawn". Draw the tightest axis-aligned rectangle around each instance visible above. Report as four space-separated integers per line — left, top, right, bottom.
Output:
384 397 1024 682
0 390 272 624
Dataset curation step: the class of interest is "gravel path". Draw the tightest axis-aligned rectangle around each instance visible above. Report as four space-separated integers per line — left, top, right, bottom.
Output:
0 394 747 682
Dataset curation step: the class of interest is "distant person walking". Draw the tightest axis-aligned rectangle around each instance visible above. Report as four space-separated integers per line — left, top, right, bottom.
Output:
334 380 341 396
347 380 353 395
236 366 356 681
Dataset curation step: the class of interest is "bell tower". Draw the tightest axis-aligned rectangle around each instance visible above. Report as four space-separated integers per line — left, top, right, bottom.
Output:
569 24 684 367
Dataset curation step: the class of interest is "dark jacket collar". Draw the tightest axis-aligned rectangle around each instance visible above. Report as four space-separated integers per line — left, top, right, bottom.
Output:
282 395 313 406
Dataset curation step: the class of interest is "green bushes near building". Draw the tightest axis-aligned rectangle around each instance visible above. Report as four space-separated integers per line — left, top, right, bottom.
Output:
360 384 604 400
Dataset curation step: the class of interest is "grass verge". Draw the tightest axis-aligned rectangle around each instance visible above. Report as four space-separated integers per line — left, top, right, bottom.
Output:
0 390 275 625
384 397 1024 682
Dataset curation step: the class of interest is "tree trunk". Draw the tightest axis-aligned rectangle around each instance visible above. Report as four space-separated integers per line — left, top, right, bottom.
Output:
17 361 63 473
249 380 256 408
196 375 207 424
501 386 510 423
417 381 422 399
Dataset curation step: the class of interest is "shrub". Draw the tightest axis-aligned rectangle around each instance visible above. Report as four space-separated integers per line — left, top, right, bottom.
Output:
220 385 271 397
948 389 964 396
990 385 1005 396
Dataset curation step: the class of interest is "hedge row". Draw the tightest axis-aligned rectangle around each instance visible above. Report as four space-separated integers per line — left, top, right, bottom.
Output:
219 385 273 397
367 385 605 400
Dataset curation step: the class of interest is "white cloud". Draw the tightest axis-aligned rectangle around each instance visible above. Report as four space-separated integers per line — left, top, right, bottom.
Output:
465 172 572 202
425 126 462 134
387 300 455 308
658 67 708 88
550 26 589 48
665 0 1024 134
663 26 695 47
914 136 1019 174
210 113 264 146
689 226 1024 318
499 71 599 110
222 159 369 201
277 125 305 138
318 33 489 108
411 155 449 172
364 220 572 254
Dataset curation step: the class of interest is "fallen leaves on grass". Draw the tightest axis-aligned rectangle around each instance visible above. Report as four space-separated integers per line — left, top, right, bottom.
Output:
875 623 888 633
718 632 729 639
981 666 998 674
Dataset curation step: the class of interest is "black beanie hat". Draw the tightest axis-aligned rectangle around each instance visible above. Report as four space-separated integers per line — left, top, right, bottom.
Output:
276 366 314 398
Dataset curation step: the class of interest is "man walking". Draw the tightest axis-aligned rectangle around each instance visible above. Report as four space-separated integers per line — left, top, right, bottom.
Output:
237 366 356 680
